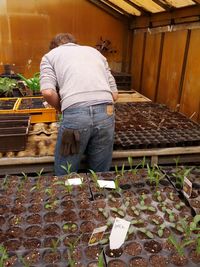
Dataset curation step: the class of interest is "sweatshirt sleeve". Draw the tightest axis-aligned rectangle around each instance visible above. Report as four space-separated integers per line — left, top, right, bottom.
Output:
40 55 57 91
104 57 118 93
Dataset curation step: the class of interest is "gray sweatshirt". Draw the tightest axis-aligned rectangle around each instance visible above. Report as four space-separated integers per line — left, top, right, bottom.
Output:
40 43 118 111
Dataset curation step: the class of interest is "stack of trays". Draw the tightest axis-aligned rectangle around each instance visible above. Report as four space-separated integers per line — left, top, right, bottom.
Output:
0 114 30 152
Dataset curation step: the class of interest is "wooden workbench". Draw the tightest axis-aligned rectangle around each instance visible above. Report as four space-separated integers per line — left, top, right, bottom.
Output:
1 91 200 175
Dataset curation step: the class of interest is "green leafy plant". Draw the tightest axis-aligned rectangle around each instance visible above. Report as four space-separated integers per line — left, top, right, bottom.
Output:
0 245 9 267
168 215 200 256
17 72 40 92
0 77 17 96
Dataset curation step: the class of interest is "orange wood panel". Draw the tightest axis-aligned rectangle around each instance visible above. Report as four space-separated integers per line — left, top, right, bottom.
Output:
141 32 161 101
131 31 145 92
156 30 188 110
180 28 200 122
0 0 128 77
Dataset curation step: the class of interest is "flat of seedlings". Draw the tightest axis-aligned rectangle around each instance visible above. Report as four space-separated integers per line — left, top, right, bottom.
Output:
163 165 200 215
0 167 199 266
114 102 200 150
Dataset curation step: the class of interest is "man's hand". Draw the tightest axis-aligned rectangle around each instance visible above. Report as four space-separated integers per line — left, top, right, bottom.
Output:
112 91 118 102
41 89 61 113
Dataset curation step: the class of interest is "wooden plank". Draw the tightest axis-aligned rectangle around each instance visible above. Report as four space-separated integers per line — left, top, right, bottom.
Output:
113 146 200 157
130 5 200 29
156 30 188 110
117 91 151 102
141 32 162 101
131 31 145 92
180 28 200 122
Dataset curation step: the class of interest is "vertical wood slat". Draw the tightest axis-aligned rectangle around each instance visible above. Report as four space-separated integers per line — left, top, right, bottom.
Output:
156 30 188 110
131 31 145 92
180 28 200 122
141 32 162 101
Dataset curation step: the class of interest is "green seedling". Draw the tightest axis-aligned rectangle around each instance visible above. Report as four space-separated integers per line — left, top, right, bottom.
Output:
98 250 104 267
158 223 166 237
152 218 160 225
110 207 125 217
30 168 44 192
2 175 9 190
67 234 82 267
44 199 59 210
114 163 125 178
172 166 193 189
63 223 77 232
139 194 147 206
131 219 144 226
175 202 185 210
139 205 156 212
196 236 200 255
98 208 109 219
18 255 31 267
0 245 9 267
53 179 73 194
61 163 71 174
108 194 117 202
45 187 53 196
138 228 154 239
168 234 195 256
154 190 163 202
50 238 61 253
147 163 163 188
17 172 28 192
130 206 140 216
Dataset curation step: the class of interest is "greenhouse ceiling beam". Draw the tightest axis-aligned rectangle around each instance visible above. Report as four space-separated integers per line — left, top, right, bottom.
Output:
151 0 172 11
123 0 150 15
192 0 200 4
87 0 126 20
102 0 132 18
130 4 200 29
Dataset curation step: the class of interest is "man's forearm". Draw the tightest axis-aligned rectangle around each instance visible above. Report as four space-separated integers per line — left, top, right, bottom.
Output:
41 89 61 112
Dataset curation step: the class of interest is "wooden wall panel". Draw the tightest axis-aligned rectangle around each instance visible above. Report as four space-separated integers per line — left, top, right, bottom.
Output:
0 0 128 77
131 31 145 92
156 30 187 110
180 29 200 122
141 33 161 101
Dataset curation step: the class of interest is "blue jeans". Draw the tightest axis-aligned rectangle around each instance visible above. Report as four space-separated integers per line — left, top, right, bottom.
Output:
54 103 115 176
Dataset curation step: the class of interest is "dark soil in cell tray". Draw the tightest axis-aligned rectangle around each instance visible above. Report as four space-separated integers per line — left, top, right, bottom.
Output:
0 99 17 110
114 102 200 149
18 98 44 109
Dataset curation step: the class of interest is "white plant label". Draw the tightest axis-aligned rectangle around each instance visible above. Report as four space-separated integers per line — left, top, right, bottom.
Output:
97 180 116 189
65 178 82 186
88 225 107 246
109 217 130 249
183 176 192 198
